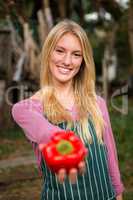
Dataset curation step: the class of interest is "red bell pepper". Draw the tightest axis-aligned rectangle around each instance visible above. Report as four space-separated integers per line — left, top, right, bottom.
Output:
39 130 88 173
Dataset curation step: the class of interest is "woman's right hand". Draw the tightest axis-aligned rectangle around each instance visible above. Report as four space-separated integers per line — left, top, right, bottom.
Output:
57 161 86 184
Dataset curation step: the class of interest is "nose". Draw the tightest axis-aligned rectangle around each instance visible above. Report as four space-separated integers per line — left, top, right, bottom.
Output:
63 53 72 66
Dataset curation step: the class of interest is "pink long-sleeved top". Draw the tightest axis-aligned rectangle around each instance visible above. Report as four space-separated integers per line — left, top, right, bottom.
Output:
12 96 124 196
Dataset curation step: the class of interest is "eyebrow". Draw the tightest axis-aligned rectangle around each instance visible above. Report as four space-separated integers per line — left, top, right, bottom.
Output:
55 45 82 53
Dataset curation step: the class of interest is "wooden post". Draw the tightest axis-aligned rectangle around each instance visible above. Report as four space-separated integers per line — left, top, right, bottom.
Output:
23 22 40 80
43 0 53 29
102 24 118 102
0 80 6 128
128 1 133 73
0 28 13 129
0 29 12 83
37 10 48 45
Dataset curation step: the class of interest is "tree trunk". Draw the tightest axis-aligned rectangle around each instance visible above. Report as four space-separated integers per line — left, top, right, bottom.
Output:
102 23 118 102
0 29 13 129
128 1 133 73
43 0 53 29
58 0 67 19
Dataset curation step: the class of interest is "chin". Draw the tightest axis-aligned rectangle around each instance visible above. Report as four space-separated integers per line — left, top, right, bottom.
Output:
58 79 71 84
54 74 72 83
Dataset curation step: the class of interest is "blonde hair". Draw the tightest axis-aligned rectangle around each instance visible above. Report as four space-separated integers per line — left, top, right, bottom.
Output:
40 19 104 143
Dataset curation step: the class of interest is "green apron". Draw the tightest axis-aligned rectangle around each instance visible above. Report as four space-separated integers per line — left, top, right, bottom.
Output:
40 120 116 200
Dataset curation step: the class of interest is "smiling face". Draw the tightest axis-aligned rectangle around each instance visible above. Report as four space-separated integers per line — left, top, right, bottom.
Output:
49 33 83 86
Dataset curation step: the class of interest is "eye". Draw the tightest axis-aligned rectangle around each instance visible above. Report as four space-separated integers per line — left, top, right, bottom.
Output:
73 53 82 57
55 48 64 53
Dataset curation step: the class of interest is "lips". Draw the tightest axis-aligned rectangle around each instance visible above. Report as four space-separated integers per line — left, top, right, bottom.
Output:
58 66 72 74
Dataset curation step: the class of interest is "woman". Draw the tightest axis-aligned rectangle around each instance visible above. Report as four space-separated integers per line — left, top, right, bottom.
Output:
12 20 124 200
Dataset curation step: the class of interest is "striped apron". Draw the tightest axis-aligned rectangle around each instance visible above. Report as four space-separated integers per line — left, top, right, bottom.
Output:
40 120 116 200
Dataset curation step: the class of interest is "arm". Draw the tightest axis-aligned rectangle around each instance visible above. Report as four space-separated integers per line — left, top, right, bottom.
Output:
97 96 124 197
12 98 62 144
12 98 86 183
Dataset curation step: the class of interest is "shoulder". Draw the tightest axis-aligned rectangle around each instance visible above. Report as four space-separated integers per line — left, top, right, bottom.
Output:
96 95 106 108
30 90 43 103
12 90 43 114
96 95 109 117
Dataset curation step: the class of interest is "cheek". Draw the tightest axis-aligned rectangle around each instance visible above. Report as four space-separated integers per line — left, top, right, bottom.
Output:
49 54 57 73
74 58 82 69
74 66 81 75
50 52 62 64
73 59 83 74
72 64 81 77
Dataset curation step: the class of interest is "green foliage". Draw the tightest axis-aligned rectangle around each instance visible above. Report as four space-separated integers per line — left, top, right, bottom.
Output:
0 0 7 19
82 0 93 14
109 99 133 198
15 0 34 19
89 34 105 75
0 127 24 140
0 127 32 159
116 12 131 80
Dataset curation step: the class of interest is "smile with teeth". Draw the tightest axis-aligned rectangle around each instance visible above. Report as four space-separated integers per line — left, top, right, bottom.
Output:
58 66 72 74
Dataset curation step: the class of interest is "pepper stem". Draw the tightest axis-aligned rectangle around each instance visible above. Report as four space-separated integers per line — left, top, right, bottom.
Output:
56 139 74 155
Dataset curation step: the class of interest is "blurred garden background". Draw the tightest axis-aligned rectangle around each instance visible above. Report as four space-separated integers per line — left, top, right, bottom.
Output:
0 0 133 199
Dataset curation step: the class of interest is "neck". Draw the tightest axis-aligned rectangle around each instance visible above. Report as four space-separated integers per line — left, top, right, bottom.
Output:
53 80 73 96
52 80 75 109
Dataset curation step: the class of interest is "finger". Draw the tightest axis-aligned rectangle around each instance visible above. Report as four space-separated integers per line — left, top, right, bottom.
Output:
57 168 66 184
78 161 86 175
69 168 77 184
85 148 88 156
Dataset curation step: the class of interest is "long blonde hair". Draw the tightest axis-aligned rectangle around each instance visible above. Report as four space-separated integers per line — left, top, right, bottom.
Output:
40 19 104 143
